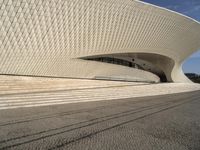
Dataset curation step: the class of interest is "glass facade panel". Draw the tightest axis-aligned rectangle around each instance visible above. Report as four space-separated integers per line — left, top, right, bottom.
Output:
84 57 144 70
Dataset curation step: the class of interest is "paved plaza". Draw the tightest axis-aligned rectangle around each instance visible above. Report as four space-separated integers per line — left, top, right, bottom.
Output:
0 75 200 149
0 75 200 110
0 91 200 150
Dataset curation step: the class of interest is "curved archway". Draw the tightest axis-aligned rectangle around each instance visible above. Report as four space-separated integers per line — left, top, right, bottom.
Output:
80 53 175 82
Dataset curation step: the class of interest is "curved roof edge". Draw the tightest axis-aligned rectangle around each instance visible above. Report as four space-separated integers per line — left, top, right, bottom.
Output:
136 0 200 25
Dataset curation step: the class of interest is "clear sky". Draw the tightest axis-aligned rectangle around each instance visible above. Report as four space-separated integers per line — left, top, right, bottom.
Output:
141 0 200 74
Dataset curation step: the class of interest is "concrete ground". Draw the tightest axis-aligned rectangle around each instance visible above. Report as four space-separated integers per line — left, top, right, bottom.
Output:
0 75 200 110
0 91 200 150
0 75 200 150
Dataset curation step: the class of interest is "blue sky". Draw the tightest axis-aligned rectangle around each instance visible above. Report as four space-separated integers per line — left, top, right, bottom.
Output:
141 0 200 74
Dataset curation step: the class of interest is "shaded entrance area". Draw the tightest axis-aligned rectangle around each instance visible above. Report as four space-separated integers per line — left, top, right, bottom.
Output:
81 53 175 82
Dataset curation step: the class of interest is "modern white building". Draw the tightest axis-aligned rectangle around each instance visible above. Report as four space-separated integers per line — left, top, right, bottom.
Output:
0 0 200 83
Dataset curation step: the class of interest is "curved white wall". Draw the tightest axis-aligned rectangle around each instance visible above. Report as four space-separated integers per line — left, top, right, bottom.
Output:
0 0 200 82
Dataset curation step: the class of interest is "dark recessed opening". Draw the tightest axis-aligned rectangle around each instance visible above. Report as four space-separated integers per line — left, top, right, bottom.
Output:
82 57 143 70
159 74 167 82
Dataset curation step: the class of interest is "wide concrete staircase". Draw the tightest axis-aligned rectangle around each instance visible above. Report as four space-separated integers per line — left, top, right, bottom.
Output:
0 75 200 110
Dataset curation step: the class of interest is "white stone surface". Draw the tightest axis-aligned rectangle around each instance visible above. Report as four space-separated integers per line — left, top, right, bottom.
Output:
0 0 200 82
0 75 199 110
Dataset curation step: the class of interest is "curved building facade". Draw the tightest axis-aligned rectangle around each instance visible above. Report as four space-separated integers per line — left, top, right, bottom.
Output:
0 0 200 83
